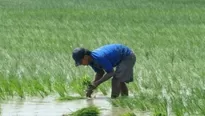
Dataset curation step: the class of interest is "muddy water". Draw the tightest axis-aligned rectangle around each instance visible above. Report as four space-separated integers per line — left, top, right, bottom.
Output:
0 95 151 116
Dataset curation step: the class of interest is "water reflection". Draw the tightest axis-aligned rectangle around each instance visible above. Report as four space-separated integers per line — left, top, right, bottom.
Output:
0 95 113 116
0 95 151 116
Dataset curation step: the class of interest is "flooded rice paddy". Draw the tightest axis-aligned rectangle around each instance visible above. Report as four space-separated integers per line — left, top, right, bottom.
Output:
0 95 150 116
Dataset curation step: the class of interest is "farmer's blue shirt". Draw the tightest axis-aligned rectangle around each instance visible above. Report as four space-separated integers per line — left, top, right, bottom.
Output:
89 44 132 73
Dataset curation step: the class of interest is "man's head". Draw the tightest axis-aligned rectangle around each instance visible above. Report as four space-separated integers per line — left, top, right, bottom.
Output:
72 47 92 66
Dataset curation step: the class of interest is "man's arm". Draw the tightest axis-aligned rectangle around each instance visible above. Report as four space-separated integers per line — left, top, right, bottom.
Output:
86 69 105 98
92 57 114 88
93 69 105 82
93 70 115 87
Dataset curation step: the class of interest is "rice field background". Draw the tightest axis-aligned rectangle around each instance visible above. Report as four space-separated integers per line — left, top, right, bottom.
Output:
0 0 205 115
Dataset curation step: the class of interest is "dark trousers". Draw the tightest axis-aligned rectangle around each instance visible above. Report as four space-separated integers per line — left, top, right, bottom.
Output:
111 77 128 98
111 53 136 98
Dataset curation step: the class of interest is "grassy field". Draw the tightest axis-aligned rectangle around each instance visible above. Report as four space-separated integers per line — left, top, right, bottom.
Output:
0 0 205 115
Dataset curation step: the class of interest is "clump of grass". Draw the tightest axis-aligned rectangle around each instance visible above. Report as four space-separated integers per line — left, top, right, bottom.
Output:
120 112 136 116
64 106 100 116
57 95 85 101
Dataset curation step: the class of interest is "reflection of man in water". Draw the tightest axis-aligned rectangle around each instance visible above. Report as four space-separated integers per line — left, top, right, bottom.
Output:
72 44 136 98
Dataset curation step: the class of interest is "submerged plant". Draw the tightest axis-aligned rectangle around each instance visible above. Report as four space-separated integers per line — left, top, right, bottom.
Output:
64 106 100 116
57 95 85 101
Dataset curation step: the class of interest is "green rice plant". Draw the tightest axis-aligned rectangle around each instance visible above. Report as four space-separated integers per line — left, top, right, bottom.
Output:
2 79 14 98
152 102 167 116
11 79 25 99
68 74 92 97
82 76 92 87
32 78 49 98
53 81 67 97
171 96 186 116
110 96 150 111
22 77 39 97
0 87 5 100
98 86 108 96
39 74 53 93
64 106 100 116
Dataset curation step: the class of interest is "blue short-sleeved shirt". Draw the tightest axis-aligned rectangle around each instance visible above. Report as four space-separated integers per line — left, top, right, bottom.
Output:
89 44 132 73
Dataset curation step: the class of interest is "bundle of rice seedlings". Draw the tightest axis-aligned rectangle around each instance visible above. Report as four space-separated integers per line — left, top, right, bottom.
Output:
64 106 100 116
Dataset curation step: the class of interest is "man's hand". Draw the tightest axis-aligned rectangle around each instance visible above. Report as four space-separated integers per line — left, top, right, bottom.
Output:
86 89 93 98
86 84 96 98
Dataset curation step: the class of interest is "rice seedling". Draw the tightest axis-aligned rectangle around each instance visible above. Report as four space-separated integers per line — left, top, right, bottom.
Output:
64 106 100 116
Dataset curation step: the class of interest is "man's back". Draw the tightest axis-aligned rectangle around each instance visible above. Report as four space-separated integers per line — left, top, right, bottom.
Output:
90 44 132 73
